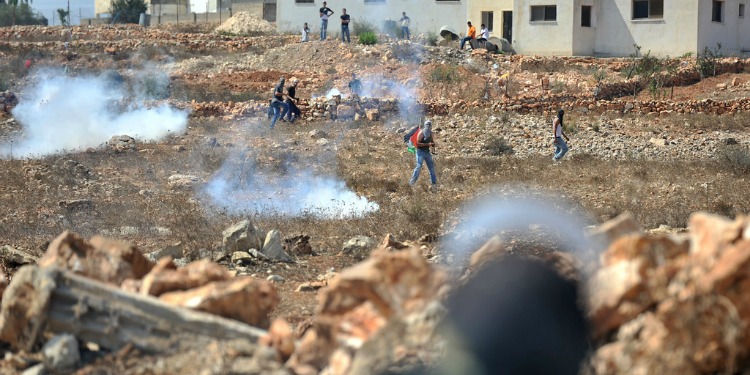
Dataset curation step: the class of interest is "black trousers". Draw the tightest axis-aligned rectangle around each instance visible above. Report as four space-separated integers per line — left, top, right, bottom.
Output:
286 99 301 119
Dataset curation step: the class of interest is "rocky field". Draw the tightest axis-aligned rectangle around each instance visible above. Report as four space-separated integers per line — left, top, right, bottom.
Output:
0 14 749 375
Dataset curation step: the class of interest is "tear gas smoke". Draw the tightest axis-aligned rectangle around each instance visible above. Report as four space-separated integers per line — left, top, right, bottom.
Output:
440 188 596 267
202 153 379 219
1 69 188 159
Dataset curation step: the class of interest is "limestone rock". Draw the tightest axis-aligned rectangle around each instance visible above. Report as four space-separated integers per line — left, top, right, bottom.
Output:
167 174 201 189
259 319 295 362
159 277 279 328
588 259 650 338
140 258 233 296
285 234 313 256
337 105 356 119
42 334 79 371
588 212 641 250
222 219 264 257
0 245 39 266
146 242 183 262
262 230 293 263
468 235 505 273
38 231 153 285
340 236 376 259
108 135 136 152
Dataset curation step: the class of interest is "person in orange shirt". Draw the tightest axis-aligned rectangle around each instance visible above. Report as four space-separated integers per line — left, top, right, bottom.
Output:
460 21 476 50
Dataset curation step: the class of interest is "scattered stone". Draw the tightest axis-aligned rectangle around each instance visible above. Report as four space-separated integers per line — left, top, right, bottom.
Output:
309 129 327 139
146 242 183 262
108 135 136 152
649 137 667 147
21 364 45 375
167 174 201 189
267 275 285 284
232 251 254 266
140 258 233 296
295 282 325 293
0 245 39 266
259 319 295 362
340 235 376 259
285 234 313 256
588 212 641 250
42 334 79 371
380 234 408 251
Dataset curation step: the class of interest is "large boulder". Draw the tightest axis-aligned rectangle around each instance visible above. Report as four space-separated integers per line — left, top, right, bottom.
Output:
262 230 293 263
222 219 264 257
38 231 153 285
340 236 376 259
159 277 279 328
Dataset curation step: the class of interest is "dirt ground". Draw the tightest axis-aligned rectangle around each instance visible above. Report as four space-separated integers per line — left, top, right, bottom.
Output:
1 22 750 374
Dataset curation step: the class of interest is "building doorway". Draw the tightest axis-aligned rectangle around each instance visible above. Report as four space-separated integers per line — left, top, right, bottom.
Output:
502 11 512 42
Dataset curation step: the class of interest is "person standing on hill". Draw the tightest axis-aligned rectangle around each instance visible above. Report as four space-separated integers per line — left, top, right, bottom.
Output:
340 8 351 43
460 21 476 50
319 2 334 41
399 12 411 40
270 77 290 129
552 109 570 161
409 120 438 188
302 22 310 42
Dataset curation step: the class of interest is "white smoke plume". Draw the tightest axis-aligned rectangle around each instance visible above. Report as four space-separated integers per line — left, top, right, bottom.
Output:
202 151 379 219
1 69 188 159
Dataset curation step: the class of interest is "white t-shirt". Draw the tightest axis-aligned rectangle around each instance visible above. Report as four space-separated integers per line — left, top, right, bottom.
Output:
302 27 309 42
554 119 563 137
401 16 410 27
480 28 490 40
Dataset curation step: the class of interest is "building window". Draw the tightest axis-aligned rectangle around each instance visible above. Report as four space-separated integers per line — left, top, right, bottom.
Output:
531 5 557 21
712 0 724 22
581 5 592 27
295 0 314 3
632 0 663 19
482 11 494 31
364 0 386 3
739 3 745 18
436 0 460 2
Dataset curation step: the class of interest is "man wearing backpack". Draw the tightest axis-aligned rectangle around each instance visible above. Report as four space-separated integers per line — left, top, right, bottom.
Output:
409 120 437 188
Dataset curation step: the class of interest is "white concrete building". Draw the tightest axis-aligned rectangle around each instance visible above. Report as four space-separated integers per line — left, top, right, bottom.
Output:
503 0 750 56
274 0 467 37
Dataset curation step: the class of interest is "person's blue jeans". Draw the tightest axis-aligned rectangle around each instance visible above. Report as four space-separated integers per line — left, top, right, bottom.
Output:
460 36 473 50
554 137 569 160
410 149 437 185
402 26 410 39
320 19 328 40
270 100 289 128
341 25 350 43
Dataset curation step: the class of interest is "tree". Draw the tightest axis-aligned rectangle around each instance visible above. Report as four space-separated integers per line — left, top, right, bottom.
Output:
57 8 69 26
8 0 32 26
110 0 148 24
0 2 47 26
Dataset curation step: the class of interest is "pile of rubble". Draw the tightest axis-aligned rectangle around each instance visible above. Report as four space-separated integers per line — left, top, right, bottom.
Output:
3 211 750 373
214 11 276 35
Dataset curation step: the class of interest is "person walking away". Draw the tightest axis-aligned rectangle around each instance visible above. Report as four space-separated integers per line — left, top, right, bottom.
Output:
285 78 302 123
270 77 290 129
319 2 334 40
460 21 476 50
409 120 437 188
340 8 351 43
477 24 489 46
302 22 310 42
552 109 570 161
399 12 411 40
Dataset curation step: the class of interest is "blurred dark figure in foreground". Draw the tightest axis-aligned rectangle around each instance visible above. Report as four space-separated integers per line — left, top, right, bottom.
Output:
388 256 589 375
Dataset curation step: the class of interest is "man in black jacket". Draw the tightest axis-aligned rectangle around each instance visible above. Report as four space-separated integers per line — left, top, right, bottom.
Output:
285 78 301 123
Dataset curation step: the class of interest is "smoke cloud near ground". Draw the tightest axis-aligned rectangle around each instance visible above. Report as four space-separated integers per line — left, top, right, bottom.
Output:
201 150 379 219
1 69 188 159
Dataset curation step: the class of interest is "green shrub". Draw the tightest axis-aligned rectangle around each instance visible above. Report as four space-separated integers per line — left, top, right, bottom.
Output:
0 3 48 26
426 31 439 46
696 43 722 80
352 18 376 36
359 31 377 45
110 0 148 24
428 64 460 83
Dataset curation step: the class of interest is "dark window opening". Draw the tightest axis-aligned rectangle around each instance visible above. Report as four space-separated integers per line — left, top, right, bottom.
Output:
633 0 663 19
581 5 592 27
712 0 724 22
739 3 744 17
482 11 494 32
531 5 557 22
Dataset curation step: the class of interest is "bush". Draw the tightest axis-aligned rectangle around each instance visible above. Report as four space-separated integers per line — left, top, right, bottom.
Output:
359 31 377 45
718 144 750 175
352 18 375 36
696 43 722 80
426 31 439 46
428 64 460 83
110 0 148 24
483 136 514 156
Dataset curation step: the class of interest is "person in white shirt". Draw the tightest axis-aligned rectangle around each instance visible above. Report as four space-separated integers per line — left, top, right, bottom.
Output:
552 109 570 161
302 22 310 42
399 12 411 40
319 1 334 40
478 24 490 43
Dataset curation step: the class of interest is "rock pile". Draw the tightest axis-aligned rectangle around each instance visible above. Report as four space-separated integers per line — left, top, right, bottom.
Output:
214 11 276 35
